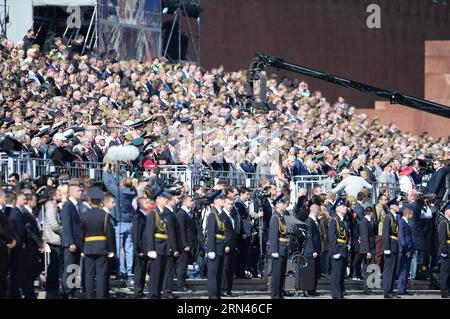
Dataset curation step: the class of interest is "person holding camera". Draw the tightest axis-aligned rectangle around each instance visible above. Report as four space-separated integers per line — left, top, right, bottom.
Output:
269 195 289 299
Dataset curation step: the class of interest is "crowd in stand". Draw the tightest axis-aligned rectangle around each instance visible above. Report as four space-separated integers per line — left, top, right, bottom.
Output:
0 31 449 299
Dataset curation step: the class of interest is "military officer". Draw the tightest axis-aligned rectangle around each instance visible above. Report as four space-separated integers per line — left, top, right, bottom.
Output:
382 201 401 298
438 203 450 298
80 187 116 299
269 195 289 299
206 191 226 299
146 189 171 299
329 200 350 299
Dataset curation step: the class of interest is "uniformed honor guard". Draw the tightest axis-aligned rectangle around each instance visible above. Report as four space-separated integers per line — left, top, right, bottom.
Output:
206 191 226 299
146 189 170 299
329 200 350 299
269 195 288 299
80 187 116 299
438 203 450 298
382 201 400 298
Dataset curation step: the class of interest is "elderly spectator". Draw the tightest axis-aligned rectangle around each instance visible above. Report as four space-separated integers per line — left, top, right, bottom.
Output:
332 169 373 198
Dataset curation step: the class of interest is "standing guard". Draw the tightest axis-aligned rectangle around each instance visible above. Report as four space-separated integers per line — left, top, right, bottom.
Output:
438 203 450 298
382 201 401 298
80 187 116 299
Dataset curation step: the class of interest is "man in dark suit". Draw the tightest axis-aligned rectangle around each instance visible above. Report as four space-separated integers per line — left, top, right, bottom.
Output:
206 191 226 299
80 188 116 299
269 196 289 299
359 206 376 294
6 192 26 299
234 187 252 278
176 195 196 292
397 207 414 295
61 183 83 299
354 192 366 222
438 204 450 298
162 194 181 299
329 201 350 299
132 197 151 298
221 197 238 297
22 193 44 299
427 161 449 204
303 204 322 296
0 189 16 299
382 201 401 298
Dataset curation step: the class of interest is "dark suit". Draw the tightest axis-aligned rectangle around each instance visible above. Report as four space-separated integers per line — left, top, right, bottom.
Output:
397 217 414 294
206 208 225 299
176 207 197 289
221 209 237 294
132 210 148 294
22 207 43 299
427 167 449 203
80 208 115 299
61 199 82 298
235 200 252 278
162 206 181 295
382 212 399 296
5 206 25 298
354 202 365 222
269 212 288 299
146 207 169 299
438 218 450 297
0 209 14 298
329 216 349 299
359 217 376 292
304 217 322 293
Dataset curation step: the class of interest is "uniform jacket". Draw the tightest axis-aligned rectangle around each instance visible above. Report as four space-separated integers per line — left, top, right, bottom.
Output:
146 207 170 256
328 216 349 258
269 212 289 257
80 207 116 256
438 218 450 257
206 207 225 256
382 212 399 254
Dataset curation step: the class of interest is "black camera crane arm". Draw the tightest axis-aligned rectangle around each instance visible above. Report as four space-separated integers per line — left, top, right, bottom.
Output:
247 52 450 119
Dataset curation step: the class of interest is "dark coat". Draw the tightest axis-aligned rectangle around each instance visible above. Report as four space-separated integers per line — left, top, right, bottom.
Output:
269 212 289 257
358 217 375 254
0 210 14 245
145 208 170 256
234 199 252 237
398 218 414 255
132 210 147 255
176 207 197 249
407 201 423 249
80 208 115 256
329 216 349 258
221 210 237 250
427 167 450 202
206 208 225 256
382 212 399 254
354 202 365 222
5 206 26 246
304 217 322 257
22 208 43 250
103 172 136 223
61 199 82 248
164 207 181 253
438 218 450 256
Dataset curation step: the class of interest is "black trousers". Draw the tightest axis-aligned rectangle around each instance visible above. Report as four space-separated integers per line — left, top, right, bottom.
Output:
84 254 108 299
222 251 236 293
271 255 287 299
440 256 450 297
361 253 375 292
350 252 362 278
46 244 63 293
134 255 149 294
9 247 23 299
331 257 347 299
22 247 40 299
236 238 251 278
207 255 224 299
62 248 81 298
176 251 191 288
0 246 9 298
148 255 167 299
163 255 177 293
382 253 398 295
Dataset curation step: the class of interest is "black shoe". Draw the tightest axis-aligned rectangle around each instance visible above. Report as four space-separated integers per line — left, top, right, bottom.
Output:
225 292 237 297
134 292 145 299
308 291 320 297
397 291 413 296
362 290 371 295
303 292 310 297
164 292 179 299
392 293 401 298
442 295 450 298
384 294 394 299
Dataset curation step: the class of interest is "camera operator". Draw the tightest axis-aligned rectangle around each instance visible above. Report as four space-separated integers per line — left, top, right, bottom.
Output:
42 188 63 298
